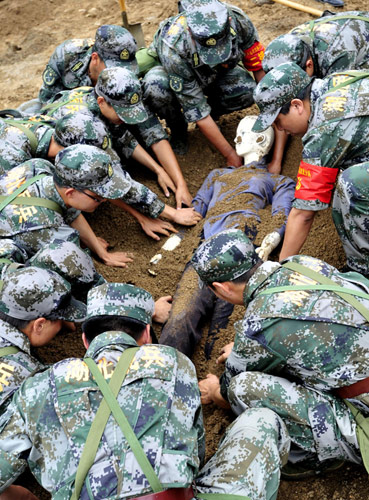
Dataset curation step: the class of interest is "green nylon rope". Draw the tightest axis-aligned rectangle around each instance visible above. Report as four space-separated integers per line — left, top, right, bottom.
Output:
0 346 20 357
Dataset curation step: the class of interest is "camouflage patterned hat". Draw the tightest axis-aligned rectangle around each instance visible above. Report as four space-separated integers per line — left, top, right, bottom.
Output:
53 144 129 199
0 266 86 321
86 283 155 325
95 67 148 124
186 0 233 67
252 62 312 132
0 239 28 267
262 34 312 73
28 240 105 288
94 25 138 74
54 113 111 150
191 229 260 284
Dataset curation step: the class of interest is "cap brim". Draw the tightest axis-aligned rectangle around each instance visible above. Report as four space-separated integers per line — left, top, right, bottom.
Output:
252 107 281 133
91 162 130 200
50 296 87 323
113 102 148 125
197 37 232 67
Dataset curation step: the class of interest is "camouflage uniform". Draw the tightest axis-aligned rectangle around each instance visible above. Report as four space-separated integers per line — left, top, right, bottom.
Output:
0 112 110 174
262 11 369 77
39 25 138 104
0 116 55 173
192 229 369 466
253 63 369 274
0 282 290 499
0 266 86 414
160 160 295 357
143 0 264 132
0 239 27 275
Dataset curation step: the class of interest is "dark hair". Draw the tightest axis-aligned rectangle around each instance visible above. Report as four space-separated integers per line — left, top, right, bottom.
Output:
280 81 314 115
299 43 312 71
0 310 30 330
82 315 146 344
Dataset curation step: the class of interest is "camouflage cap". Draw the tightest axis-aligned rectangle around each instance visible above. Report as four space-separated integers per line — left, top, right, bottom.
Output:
0 267 86 322
86 283 155 325
0 239 28 266
54 113 111 150
252 62 312 132
95 67 148 124
262 34 312 73
94 25 138 73
186 0 232 67
54 144 129 199
191 229 260 284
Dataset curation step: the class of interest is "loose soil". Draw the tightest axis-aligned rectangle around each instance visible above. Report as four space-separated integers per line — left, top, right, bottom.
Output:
0 0 367 497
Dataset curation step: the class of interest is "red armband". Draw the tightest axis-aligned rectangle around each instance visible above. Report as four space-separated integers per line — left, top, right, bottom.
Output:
243 41 265 72
294 161 339 204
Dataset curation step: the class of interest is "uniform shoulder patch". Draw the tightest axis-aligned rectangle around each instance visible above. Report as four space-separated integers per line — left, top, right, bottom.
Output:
169 74 183 92
71 61 83 73
42 65 58 86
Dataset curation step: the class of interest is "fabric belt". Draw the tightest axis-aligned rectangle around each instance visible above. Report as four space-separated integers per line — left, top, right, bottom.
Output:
133 486 194 500
335 376 369 399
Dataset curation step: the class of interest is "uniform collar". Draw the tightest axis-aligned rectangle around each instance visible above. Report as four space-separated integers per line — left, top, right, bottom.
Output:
243 261 281 306
85 330 139 359
0 318 31 354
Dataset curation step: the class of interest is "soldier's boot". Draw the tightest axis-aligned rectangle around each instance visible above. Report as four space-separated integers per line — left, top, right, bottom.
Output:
281 458 345 480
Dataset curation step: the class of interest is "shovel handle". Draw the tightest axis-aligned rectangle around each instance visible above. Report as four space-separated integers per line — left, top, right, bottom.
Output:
119 0 127 13
271 0 323 16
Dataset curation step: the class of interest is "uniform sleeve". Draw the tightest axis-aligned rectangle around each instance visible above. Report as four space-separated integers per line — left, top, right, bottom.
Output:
192 168 226 216
130 112 169 148
220 318 284 401
158 46 211 123
110 127 139 160
38 46 66 104
232 8 264 72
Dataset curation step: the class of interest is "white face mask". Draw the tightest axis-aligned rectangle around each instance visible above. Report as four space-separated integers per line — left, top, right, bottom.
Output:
234 115 275 165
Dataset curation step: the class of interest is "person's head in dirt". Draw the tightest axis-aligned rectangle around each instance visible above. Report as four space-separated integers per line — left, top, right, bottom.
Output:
262 34 315 77
94 67 148 125
88 25 138 84
191 228 262 305
252 62 313 135
27 240 106 303
185 0 233 67
53 144 130 212
82 283 157 347
234 115 275 165
47 113 111 160
0 266 86 346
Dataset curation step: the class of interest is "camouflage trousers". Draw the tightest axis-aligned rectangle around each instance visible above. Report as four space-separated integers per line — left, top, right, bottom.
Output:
196 408 290 500
332 162 369 275
142 65 256 126
228 372 362 466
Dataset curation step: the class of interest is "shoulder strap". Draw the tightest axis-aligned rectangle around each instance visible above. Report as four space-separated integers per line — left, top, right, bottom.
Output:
3 120 39 155
307 15 369 41
0 173 49 213
0 346 20 357
71 347 163 500
41 89 90 117
0 195 63 215
258 261 369 322
327 71 369 93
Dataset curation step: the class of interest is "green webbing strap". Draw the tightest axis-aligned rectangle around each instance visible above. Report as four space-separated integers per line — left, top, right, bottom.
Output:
308 14 369 40
0 195 63 215
3 120 39 155
0 346 20 357
345 400 369 474
41 90 89 116
197 494 251 499
0 173 46 213
259 261 369 322
84 355 163 493
327 71 369 93
0 258 12 265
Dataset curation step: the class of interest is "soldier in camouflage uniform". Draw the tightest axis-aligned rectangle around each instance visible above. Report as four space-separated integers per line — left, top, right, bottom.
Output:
39 25 138 105
193 229 369 475
41 66 194 208
0 112 110 174
0 239 27 275
0 144 165 267
0 282 290 499
262 11 369 78
142 0 268 164
252 62 369 275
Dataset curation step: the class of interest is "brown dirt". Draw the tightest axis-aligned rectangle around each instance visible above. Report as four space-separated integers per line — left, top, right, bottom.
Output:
0 0 366 497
